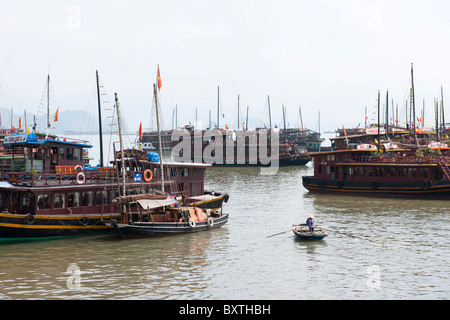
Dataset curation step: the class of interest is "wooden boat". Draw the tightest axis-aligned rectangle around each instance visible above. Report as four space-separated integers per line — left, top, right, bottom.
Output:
303 65 450 199
0 71 228 239
107 200 228 238
292 224 328 240
105 68 229 238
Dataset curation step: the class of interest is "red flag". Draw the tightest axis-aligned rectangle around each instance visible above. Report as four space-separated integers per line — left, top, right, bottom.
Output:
342 125 347 136
157 66 162 91
54 106 60 122
139 122 143 141
19 117 22 129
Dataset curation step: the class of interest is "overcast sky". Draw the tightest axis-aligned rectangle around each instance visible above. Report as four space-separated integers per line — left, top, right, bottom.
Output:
1 0 450 134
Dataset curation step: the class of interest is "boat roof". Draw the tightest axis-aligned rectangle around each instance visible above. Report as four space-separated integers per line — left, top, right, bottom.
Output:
3 133 92 148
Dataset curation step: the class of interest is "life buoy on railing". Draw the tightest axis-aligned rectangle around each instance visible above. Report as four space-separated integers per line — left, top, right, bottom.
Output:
143 169 153 182
76 172 86 184
74 165 83 173
189 218 196 228
25 213 35 224
207 217 214 227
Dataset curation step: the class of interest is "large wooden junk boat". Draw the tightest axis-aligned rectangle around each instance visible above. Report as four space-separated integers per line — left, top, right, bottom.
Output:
170 127 311 167
0 130 227 238
302 143 450 199
303 64 450 199
0 71 228 239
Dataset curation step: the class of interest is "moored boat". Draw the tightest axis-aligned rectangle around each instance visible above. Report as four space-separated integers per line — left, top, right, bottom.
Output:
105 68 229 238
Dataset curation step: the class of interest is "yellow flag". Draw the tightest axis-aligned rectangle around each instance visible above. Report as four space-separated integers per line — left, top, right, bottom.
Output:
374 139 378 144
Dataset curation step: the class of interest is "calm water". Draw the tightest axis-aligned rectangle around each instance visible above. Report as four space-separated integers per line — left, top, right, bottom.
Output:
0 164 448 300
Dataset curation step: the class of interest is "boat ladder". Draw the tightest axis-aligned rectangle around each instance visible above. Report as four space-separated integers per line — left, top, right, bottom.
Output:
438 157 450 180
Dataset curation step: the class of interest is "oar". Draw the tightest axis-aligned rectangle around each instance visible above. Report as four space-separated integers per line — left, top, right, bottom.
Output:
266 229 292 238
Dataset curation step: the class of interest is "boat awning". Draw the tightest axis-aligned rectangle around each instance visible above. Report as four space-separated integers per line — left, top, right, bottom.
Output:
187 195 221 202
137 198 177 209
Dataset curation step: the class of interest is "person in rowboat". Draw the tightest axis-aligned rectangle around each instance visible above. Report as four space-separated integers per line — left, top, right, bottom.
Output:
306 214 315 233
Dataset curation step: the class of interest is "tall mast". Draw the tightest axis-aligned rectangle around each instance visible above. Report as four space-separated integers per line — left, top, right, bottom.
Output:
411 63 417 144
377 90 380 151
237 94 240 130
246 106 249 130
47 74 50 129
386 90 389 138
114 93 126 200
217 86 220 129
442 87 445 133
96 70 104 167
267 95 272 129
154 83 164 192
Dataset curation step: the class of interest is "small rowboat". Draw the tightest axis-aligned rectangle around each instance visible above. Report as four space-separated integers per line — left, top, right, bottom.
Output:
292 224 328 240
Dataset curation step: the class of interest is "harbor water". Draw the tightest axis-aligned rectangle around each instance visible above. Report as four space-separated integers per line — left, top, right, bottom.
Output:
0 163 448 300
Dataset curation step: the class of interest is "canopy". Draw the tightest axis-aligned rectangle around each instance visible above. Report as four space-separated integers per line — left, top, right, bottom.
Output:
188 195 221 201
137 198 177 210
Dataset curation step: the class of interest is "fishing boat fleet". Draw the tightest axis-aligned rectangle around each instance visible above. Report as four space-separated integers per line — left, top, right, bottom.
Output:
0 63 448 241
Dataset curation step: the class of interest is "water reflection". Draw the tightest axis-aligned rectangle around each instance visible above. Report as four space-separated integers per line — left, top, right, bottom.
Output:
0 164 448 299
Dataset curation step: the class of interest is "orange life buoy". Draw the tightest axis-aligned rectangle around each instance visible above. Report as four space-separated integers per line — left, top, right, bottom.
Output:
143 169 153 182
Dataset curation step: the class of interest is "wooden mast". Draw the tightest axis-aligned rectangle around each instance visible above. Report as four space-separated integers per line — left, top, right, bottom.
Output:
154 83 164 192
114 93 126 204
96 70 104 167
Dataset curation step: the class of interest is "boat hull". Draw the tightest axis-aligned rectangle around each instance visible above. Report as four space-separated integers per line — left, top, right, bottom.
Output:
0 213 119 238
109 213 229 238
292 224 327 240
302 176 450 199
207 156 311 167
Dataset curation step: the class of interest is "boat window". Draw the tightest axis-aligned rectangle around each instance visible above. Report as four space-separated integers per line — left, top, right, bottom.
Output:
73 148 80 161
87 191 94 206
37 194 51 210
192 183 197 197
102 190 107 204
80 192 87 206
59 147 65 160
408 168 417 178
180 168 189 176
96 191 102 205
67 148 73 160
73 192 80 207
54 193 61 208
110 190 118 203
0 192 4 211
54 193 66 208
68 192 74 207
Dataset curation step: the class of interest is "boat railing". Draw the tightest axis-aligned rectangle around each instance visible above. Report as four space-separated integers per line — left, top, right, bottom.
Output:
0 168 159 187
350 155 449 165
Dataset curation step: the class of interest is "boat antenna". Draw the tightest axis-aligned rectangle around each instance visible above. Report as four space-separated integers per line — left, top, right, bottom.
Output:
96 70 104 167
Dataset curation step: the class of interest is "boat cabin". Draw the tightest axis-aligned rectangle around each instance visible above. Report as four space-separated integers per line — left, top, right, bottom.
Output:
310 148 450 183
1 132 91 174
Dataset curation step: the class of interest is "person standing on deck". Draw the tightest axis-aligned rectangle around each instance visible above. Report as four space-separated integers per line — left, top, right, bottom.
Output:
306 214 315 233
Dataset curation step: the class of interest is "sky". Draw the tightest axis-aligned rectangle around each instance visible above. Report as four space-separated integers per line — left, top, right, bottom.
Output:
1 0 450 134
